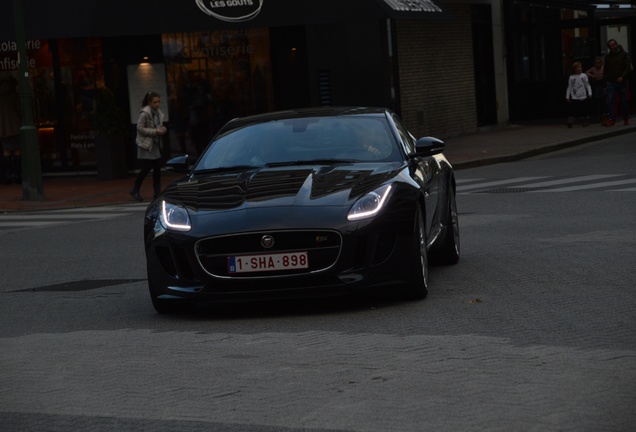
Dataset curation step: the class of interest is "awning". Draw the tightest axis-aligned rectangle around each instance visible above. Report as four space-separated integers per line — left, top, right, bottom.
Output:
374 0 451 19
511 0 636 18
1 0 450 41
594 3 636 19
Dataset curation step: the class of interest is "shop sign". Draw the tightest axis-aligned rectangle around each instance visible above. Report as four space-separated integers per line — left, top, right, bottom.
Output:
381 0 442 13
70 131 95 151
0 40 44 71
195 0 263 22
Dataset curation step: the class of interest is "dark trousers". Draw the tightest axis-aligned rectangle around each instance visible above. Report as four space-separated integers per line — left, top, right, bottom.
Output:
590 81 606 118
567 99 590 119
606 80 630 121
132 158 162 195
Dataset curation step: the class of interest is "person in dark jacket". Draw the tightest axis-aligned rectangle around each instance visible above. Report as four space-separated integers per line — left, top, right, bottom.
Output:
603 39 632 126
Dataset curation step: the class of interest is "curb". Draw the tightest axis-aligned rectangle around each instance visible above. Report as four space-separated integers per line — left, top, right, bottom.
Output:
453 126 634 170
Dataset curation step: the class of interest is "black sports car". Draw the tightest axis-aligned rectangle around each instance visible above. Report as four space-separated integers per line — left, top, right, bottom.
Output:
144 107 459 313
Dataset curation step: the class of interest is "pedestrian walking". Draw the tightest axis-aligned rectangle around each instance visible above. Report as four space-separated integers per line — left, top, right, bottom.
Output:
129 91 167 202
603 39 631 126
565 61 592 128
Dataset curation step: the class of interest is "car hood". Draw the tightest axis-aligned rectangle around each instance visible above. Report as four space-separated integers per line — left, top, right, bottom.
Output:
162 163 406 212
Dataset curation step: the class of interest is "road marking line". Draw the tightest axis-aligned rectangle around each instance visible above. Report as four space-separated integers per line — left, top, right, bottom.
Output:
46 205 147 213
531 178 636 192
456 178 484 184
518 174 624 188
0 214 125 220
0 222 65 227
457 177 549 191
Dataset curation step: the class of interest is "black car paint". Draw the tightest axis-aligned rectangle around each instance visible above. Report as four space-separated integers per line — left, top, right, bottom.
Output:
144 107 457 308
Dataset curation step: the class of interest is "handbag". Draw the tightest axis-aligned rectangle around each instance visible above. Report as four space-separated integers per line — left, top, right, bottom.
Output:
135 111 154 151
136 134 153 151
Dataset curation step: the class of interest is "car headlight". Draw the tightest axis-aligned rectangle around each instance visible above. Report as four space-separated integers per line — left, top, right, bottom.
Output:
160 201 191 232
347 184 393 221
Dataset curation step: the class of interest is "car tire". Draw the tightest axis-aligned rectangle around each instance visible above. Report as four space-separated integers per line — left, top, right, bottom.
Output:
431 188 460 265
404 204 429 300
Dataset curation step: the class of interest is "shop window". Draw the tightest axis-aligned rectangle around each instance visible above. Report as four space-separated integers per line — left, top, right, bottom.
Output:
1 37 105 170
562 27 591 75
162 29 274 157
600 24 631 56
514 30 548 82
561 9 589 20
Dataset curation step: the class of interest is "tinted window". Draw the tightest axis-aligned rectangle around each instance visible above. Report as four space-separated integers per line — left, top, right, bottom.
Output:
195 116 401 170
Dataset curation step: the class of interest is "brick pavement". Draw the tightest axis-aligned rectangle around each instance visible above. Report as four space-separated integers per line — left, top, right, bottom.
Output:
0 330 634 431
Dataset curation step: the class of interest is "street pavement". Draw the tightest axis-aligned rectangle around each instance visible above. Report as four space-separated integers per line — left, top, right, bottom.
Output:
1 119 634 213
0 118 634 432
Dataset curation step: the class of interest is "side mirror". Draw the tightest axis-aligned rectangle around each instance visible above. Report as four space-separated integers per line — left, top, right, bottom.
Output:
165 155 193 174
412 136 445 157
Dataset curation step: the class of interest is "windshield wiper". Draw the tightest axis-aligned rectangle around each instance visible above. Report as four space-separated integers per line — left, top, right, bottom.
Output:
265 159 356 167
194 165 260 174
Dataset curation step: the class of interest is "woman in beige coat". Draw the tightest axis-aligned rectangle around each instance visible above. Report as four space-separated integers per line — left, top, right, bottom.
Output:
130 91 167 201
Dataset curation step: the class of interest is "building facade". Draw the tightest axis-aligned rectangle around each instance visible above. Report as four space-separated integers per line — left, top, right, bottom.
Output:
9 1 632 177
2 0 503 176
505 0 636 121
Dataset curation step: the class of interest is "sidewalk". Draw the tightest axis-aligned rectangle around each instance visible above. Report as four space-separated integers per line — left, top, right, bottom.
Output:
1 119 634 213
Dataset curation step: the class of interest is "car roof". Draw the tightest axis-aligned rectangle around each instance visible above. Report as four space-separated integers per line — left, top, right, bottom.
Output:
218 106 392 134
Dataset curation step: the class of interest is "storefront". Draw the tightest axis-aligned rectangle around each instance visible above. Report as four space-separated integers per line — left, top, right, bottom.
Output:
2 0 479 176
504 0 636 121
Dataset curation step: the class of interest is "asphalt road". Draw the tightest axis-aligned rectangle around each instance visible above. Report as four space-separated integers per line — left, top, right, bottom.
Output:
1 134 635 431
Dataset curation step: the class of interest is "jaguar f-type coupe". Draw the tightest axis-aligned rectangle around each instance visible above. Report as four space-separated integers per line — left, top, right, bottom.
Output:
144 107 459 313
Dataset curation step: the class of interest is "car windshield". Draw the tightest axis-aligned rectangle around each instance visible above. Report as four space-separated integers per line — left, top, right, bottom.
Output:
194 115 401 171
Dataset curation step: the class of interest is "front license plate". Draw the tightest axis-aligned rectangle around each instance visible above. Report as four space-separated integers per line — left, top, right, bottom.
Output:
228 252 309 273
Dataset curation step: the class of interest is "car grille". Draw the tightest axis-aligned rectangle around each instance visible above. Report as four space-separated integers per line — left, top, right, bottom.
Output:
195 230 342 278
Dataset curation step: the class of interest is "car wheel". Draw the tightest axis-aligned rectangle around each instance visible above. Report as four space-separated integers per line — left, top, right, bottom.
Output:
431 188 460 265
404 204 429 300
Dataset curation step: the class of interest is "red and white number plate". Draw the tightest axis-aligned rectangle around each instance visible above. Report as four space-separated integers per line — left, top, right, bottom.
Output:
228 251 308 273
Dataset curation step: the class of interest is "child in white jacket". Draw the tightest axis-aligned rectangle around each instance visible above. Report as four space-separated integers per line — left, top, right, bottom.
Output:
565 61 592 127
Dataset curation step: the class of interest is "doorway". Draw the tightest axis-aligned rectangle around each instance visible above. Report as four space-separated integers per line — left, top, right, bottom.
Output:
471 4 497 126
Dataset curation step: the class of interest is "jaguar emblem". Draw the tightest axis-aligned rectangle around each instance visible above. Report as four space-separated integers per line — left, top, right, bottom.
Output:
261 235 274 249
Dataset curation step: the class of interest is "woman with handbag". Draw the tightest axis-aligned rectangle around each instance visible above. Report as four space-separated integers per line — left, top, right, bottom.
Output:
130 91 167 202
